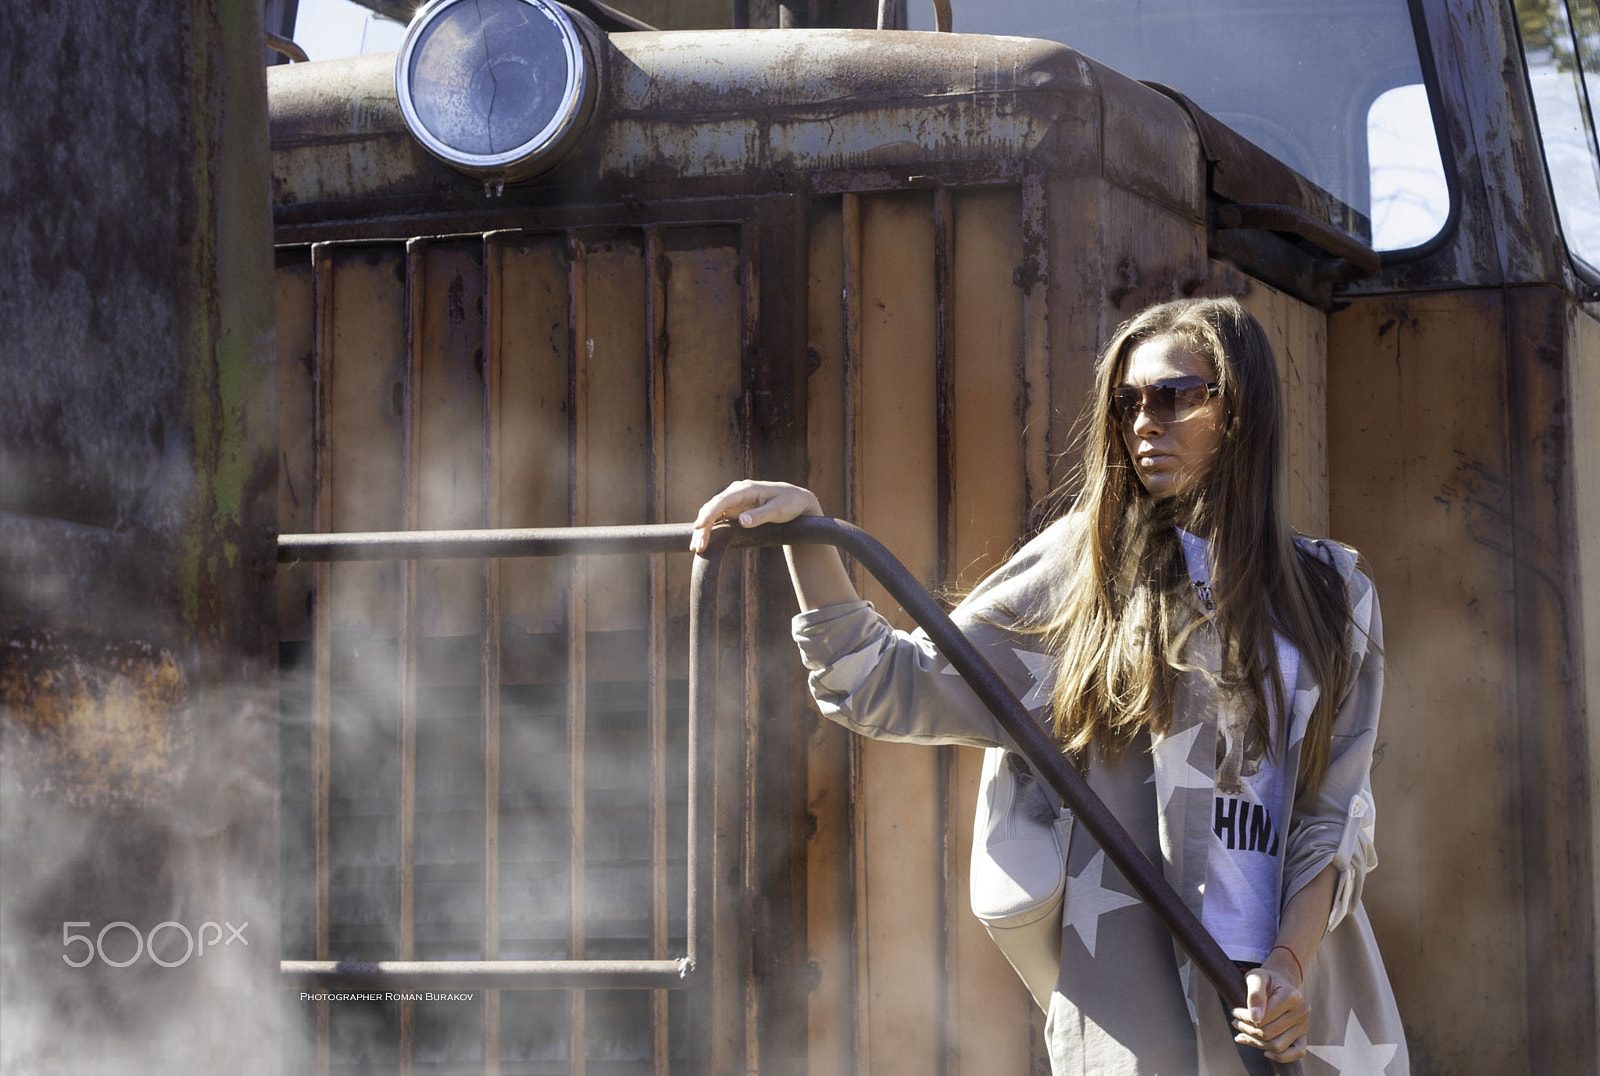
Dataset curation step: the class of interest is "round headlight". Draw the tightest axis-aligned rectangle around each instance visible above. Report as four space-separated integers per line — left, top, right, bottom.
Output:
396 0 599 186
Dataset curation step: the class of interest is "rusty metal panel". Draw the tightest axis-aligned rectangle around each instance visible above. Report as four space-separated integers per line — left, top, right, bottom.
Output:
490 231 580 1069
851 190 945 1076
657 230 745 1076
0 0 279 1070
1206 261 1330 536
581 235 652 631
1502 287 1596 1075
803 198 857 1076
268 53 445 208
280 259 318 643
281 224 756 1071
1043 175 1210 490
1570 304 1600 1047
1327 293 1528 1072
945 186 1033 1075
497 236 574 637
660 232 748 595
1091 60 1204 223
411 239 490 1071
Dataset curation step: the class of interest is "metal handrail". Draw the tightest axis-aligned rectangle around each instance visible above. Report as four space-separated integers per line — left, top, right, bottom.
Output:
277 522 711 998
277 518 1300 1074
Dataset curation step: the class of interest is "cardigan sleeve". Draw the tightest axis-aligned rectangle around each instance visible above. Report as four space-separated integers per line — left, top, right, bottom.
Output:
791 601 1009 748
1282 550 1385 933
790 516 1076 750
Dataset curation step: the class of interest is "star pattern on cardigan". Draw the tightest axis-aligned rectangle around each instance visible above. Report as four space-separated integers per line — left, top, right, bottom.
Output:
1009 647 1055 709
1308 1010 1399 1074
1063 849 1141 958
1149 721 1211 812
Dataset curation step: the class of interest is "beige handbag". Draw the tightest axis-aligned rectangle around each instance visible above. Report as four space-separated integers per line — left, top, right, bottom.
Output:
969 746 1074 1012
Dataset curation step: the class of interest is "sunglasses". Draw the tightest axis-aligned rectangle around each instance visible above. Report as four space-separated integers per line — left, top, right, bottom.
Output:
1110 376 1221 424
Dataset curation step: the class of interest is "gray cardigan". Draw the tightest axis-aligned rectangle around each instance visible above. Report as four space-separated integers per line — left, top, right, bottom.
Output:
793 514 1409 1076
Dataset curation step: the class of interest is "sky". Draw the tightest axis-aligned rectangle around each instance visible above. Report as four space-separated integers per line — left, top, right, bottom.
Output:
292 0 408 62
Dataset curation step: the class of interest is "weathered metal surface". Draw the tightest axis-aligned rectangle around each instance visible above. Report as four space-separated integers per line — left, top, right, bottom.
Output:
944 186 1033 1074
269 53 449 207
1147 85 1371 244
1328 292 1537 1073
804 186 1044 1074
1569 304 1600 1047
0 630 191 802
1502 286 1596 1076
270 30 1210 214
1348 0 1572 294
276 219 757 1069
1213 203 1379 277
599 31 1092 179
0 0 279 1073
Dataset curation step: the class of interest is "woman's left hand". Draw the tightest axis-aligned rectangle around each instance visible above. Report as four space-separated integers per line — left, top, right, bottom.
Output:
1231 959 1310 1063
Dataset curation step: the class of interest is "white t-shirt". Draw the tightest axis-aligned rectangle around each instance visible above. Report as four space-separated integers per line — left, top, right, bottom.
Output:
1177 529 1296 964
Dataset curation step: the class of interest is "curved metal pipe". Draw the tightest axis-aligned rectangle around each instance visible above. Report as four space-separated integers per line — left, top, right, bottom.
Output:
266 31 309 64
734 517 1301 1076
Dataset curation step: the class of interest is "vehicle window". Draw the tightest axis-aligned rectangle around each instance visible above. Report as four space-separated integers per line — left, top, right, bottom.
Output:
1367 84 1451 250
1516 0 1600 275
909 0 1454 253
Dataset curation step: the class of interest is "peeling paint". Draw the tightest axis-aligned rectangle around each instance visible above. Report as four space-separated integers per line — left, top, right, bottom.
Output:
0 628 192 804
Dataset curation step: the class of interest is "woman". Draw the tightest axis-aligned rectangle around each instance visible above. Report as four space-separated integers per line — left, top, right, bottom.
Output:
691 299 1407 1075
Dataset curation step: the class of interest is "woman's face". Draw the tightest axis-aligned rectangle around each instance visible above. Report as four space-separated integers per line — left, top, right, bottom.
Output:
1116 335 1227 500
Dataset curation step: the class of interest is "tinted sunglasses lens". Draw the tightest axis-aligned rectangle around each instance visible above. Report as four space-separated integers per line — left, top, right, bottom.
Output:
1112 377 1211 422
1110 387 1142 418
1167 377 1211 420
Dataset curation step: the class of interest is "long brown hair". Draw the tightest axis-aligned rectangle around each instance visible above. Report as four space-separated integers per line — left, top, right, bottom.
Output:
1037 298 1353 794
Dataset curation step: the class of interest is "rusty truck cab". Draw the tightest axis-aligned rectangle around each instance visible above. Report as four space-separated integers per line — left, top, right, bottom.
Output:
266 2 1600 1072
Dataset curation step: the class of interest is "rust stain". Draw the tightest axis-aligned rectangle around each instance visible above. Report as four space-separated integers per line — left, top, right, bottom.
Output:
0 627 192 803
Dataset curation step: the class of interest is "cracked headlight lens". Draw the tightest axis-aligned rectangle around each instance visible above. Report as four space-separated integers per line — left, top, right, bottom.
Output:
396 0 598 185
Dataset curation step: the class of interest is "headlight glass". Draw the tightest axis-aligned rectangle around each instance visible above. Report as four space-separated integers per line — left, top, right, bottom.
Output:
397 0 595 181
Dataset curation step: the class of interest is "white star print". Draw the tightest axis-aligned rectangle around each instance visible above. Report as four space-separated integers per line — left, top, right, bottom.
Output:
1010 647 1055 709
1308 1010 1399 1075
1148 722 1211 812
1063 849 1141 958
940 648 1055 710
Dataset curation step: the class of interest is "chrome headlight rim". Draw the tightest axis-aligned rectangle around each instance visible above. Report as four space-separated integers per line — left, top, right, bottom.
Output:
394 0 596 180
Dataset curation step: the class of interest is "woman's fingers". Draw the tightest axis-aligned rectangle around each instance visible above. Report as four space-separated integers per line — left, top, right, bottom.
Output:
1233 966 1309 1063
689 480 821 552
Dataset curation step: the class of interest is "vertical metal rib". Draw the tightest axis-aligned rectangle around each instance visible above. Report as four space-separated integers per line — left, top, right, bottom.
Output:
686 534 729 1076
565 231 590 1076
931 185 956 1075
644 227 671 1076
1020 173 1052 508
399 238 425 1076
932 186 956 585
310 242 335 1076
840 194 865 569
737 220 762 1070
482 231 509 1076
839 192 868 1072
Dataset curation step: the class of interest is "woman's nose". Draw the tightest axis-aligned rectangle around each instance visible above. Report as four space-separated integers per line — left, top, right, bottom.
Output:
1130 408 1163 438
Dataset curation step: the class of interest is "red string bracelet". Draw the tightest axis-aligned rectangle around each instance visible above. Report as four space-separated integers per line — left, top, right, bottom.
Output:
1269 944 1304 985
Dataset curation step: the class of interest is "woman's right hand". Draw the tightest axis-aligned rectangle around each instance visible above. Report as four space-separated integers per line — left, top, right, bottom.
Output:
690 480 859 611
689 480 824 553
